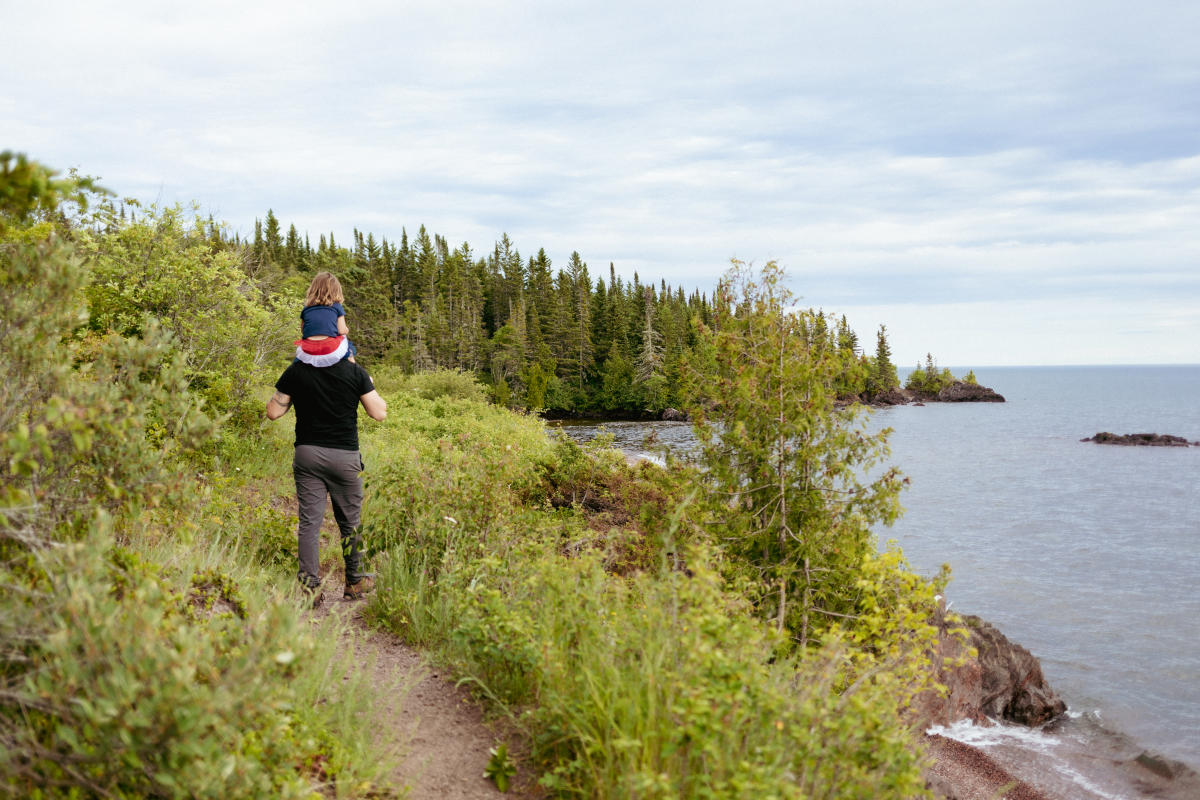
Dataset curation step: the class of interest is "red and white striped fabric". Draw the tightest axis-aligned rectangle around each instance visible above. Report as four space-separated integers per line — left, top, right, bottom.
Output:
293 336 348 367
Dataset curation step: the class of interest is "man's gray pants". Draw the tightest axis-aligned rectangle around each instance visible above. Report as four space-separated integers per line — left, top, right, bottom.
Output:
293 444 365 589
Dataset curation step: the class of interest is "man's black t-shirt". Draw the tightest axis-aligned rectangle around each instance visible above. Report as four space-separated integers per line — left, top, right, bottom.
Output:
275 359 375 450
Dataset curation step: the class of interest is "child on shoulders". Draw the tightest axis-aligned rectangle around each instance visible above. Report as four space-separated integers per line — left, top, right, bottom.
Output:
294 272 357 367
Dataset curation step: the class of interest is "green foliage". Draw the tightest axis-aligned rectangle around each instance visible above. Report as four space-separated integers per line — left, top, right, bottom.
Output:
360 389 936 798
0 150 106 229
683 260 907 647
0 529 394 798
484 743 518 793
597 350 636 411
963 369 978 385
905 353 957 395
394 367 489 403
1 227 216 542
78 204 293 427
868 324 900 397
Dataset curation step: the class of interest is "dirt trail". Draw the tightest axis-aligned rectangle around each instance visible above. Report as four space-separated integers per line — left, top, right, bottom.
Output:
312 584 539 799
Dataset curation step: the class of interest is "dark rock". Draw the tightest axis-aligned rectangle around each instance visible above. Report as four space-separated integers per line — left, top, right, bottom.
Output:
873 388 913 406
1081 432 1196 447
936 381 1006 403
911 603 986 728
913 606 1066 729
660 407 688 422
964 615 1066 726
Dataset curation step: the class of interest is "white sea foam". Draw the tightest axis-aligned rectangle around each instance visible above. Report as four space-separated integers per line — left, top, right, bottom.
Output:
927 719 1057 754
928 719 1132 800
1054 763 1129 800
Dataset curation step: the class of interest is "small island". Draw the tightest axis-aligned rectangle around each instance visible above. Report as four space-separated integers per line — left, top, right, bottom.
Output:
1082 432 1198 447
870 380 1005 406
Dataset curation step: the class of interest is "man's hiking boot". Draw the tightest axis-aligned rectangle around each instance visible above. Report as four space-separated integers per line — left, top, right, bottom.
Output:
343 575 375 600
302 584 323 609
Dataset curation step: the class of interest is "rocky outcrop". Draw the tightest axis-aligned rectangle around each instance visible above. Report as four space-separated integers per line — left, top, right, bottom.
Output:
1081 432 1197 447
914 607 1066 729
935 382 1005 403
864 382 1005 406
660 407 688 421
873 388 912 406
965 615 1066 726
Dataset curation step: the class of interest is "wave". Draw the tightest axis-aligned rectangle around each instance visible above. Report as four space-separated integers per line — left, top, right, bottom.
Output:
928 717 1200 800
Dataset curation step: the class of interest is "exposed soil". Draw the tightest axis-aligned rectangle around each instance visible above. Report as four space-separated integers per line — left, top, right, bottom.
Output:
309 581 541 799
297 508 1055 800
298 500 540 800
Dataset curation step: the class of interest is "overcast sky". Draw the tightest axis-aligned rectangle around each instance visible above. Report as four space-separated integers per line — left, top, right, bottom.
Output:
5 0 1198 366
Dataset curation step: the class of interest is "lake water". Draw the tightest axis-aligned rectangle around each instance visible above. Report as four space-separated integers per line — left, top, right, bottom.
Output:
550 365 1200 800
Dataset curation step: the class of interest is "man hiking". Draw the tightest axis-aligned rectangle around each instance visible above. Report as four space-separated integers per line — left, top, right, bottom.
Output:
266 356 387 607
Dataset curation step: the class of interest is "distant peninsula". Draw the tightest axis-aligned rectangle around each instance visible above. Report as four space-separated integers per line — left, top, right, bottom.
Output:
868 380 1006 406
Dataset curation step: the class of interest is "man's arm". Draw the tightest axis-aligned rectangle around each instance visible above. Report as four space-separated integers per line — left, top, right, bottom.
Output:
266 390 292 420
360 390 387 421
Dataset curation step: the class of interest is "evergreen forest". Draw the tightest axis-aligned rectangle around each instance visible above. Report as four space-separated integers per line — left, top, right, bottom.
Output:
228 207 912 413
1 152 962 798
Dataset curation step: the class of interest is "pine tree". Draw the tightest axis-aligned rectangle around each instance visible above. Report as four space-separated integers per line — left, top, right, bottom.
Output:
634 288 667 410
870 325 899 396
263 209 282 264
284 223 302 271
685 260 905 644
566 251 593 392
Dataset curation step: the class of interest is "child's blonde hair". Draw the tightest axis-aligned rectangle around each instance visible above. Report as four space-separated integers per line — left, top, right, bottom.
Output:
305 272 344 306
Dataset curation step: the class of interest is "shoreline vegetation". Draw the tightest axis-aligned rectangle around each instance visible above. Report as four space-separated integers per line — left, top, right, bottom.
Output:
2 152 1052 797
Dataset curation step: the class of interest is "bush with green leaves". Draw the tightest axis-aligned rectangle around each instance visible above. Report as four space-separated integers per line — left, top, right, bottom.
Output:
360 387 940 798
905 353 957 396
1 220 216 544
0 530 393 799
392 367 490 403
1 156 399 799
682 260 914 648
77 202 293 428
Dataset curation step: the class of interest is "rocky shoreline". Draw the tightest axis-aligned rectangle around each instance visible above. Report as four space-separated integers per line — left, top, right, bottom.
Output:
543 380 1006 424
925 734 1053 800
914 606 1200 800
869 380 1006 406
915 606 1068 799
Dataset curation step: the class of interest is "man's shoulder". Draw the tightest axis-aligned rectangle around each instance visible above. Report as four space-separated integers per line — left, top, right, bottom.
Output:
325 359 374 388
335 359 375 392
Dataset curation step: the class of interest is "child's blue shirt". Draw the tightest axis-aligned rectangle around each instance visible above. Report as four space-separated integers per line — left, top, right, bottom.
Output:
301 302 345 338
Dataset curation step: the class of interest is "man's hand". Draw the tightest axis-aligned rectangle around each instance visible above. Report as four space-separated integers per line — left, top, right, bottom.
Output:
266 390 292 420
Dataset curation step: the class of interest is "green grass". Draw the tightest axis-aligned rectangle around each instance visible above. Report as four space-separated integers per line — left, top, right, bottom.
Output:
355 372 936 799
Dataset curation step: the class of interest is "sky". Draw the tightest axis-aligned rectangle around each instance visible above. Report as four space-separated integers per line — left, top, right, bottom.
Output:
4 0 1199 366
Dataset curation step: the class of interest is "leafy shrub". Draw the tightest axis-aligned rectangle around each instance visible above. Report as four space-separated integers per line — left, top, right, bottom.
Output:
360 390 937 798
0 534 362 798
905 353 957 395
397 367 489 403
77 203 294 429
1 228 216 544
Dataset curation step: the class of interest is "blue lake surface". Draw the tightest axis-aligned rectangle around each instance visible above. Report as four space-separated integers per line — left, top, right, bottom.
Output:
552 365 1200 797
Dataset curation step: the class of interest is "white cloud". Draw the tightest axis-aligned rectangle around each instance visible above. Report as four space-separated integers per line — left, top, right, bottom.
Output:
3 1 1198 364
